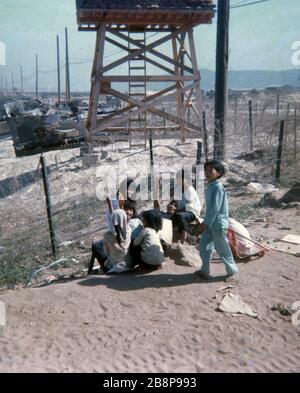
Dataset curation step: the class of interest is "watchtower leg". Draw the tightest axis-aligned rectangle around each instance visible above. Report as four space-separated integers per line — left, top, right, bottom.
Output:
188 28 204 143
87 24 106 137
172 34 185 143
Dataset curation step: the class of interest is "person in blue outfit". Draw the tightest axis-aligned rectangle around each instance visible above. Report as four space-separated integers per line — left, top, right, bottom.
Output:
196 160 238 281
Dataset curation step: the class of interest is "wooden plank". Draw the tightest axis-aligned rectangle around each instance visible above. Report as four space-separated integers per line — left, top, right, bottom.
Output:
77 10 215 27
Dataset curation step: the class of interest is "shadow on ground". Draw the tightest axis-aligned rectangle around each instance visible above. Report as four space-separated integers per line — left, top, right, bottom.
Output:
76 271 227 291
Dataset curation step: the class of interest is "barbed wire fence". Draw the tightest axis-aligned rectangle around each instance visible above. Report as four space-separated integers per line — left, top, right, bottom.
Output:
0 91 299 288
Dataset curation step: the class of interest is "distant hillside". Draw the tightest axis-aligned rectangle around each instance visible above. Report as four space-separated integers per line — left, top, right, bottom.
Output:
200 69 300 91
131 69 300 93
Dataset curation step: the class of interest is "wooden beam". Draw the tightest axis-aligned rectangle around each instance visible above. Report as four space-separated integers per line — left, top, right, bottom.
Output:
104 35 175 75
101 30 180 74
108 28 194 74
96 75 196 83
184 87 195 113
172 35 185 141
91 84 178 129
188 29 203 125
91 82 200 134
87 24 106 133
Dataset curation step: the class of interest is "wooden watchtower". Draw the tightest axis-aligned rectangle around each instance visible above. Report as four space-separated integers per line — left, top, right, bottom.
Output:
76 0 216 144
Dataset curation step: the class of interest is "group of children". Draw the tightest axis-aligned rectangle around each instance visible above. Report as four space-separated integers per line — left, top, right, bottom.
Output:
88 160 238 281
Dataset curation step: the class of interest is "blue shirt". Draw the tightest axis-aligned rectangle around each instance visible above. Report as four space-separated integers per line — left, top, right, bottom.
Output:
204 180 229 230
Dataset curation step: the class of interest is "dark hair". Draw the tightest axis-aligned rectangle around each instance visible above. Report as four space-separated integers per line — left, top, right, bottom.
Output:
204 160 226 178
124 200 137 217
142 209 162 232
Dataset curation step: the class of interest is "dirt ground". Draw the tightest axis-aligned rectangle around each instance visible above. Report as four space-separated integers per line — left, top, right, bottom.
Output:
0 133 300 373
0 211 300 373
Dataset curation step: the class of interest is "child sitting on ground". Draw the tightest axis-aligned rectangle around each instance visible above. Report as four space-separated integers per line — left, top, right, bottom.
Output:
172 169 202 243
88 203 133 274
130 209 164 271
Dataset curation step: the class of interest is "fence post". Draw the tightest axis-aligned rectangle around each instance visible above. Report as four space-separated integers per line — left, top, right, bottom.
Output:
196 141 202 166
294 107 297 160
248 99 253 150
40 154 57 257
194 141 202 189
188 105 191 124
149 129 155 199
234 94 237 134
202 110 208 160
255 103 258 134
276 90 280 122
284 103 290 148
275 120 285 184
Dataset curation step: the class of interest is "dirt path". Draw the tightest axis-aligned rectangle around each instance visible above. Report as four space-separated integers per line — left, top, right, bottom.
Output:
1 230 299 373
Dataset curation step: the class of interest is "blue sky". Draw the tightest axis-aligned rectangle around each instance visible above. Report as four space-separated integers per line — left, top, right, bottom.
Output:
0 0 299 92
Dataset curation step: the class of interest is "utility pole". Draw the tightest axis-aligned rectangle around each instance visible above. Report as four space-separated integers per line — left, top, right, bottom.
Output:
214 0 230 160
5 76 8 95
35 54 39 98
65 27 71 101
56 35 61 104
20 66 24 95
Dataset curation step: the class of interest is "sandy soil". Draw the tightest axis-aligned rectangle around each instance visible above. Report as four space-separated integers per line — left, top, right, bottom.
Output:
0 208 300 373
0 133 300 373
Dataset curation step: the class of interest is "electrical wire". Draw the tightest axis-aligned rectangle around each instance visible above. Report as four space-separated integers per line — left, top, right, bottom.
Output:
231 0 269 9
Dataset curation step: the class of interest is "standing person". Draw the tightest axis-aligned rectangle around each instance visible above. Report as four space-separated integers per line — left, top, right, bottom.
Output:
196 160 238 281
130 210 164 271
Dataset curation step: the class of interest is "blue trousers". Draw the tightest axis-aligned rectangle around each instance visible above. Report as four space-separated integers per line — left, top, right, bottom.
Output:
172 211 195 233
198 227 238 276
88 240 108 274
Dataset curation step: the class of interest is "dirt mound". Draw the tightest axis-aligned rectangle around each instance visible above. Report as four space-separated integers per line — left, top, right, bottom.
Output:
165 243 200 268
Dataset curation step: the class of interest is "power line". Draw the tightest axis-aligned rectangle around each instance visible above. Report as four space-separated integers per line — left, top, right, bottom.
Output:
231 0 250 7
231 0 269 9
232 0 252 6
